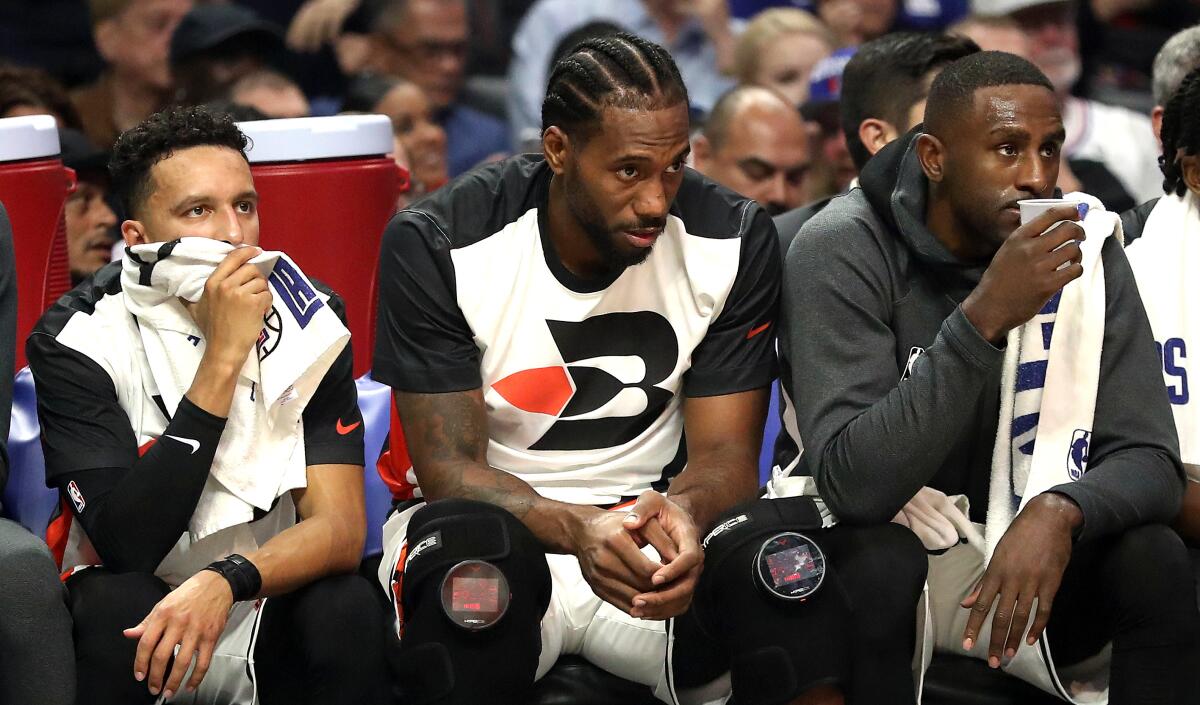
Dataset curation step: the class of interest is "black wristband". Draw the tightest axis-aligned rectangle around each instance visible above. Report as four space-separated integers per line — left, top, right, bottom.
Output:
203 554 262 602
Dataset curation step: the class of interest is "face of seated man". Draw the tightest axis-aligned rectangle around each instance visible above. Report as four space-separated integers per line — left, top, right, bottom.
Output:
918 82 1064 257
65 176 118 283
693 87 811 215
120 144 260 248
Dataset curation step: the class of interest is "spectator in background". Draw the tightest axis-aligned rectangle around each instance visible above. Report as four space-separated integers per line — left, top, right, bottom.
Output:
732 8 836 107
815 0 897 45
947 13 1028 55
229 69 311 119
72 0 192 148
1120 25 1200 239
692 85 812 215
1150 25 1200 143
170 3 284 108
343 73 448 199
0 63 84 129
0 203 75 705
972 0 1162 207
507 0 740 151
366 0 509 177
800 47 857 202
59 129 117 284
776 32 978 248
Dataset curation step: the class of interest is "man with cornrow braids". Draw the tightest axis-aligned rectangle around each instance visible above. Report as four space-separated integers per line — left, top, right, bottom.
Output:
1126 65 1200 607
374 30 927 705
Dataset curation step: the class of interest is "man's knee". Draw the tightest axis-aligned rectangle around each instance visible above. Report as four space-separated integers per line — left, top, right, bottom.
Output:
291 573 388 662
396 499 552 705
69 569 168 653
681 497 855 705
0 526 67 628
1101 524 1199 645
832 523 927 637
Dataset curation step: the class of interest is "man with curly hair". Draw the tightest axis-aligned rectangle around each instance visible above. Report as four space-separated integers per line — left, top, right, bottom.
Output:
26 106 390 705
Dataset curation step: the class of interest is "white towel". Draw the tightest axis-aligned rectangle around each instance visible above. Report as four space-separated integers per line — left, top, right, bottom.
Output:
985 194 1122 560
122 237 350 541
1126 191 1200 477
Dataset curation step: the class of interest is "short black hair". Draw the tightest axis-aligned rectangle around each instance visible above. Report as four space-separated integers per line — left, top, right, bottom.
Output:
839 33 978 170
924 51 1054 140
541 31 689 143
109 106 249 218
1160 65 1200 197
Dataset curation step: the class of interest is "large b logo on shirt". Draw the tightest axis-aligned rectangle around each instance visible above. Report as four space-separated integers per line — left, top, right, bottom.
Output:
492 312 678 451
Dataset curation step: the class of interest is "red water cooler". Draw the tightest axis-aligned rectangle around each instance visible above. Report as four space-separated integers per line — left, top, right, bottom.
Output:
239 115 406 377
0 115 74 371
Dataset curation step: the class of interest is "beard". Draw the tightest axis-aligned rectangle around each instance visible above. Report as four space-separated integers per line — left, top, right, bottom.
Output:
563 174 660 272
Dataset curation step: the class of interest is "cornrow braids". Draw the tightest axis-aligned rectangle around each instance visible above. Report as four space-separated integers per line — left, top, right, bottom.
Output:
541 31 689 143
1160 65 1200 197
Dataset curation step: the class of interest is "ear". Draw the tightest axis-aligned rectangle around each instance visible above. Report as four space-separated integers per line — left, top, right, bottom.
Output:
121 219 148 248
915 133 945 183
543 126 571 175
93 19 120 64
1181 154 1200 196
1152 105 1164 146
859 118 899 157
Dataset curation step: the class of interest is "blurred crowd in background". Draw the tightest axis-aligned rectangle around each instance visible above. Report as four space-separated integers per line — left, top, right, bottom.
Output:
0 0 1194 286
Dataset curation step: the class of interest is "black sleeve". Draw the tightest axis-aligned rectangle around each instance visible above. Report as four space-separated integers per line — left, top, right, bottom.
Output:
784 208 1006 524
684 205 781 397
301 291 365 466
27 332 226 573
372 211 481 393
1049 237 1184 542
0 203 15 497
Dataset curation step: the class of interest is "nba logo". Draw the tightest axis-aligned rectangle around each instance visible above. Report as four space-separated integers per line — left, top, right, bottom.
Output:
1068 429 1090 480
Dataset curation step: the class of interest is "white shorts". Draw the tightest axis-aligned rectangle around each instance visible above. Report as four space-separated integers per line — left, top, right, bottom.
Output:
161 599 268 705
926 535 1111 704
378 504 731 705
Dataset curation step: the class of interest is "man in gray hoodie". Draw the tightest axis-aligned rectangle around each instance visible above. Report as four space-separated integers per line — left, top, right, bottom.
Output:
780 51 1199 703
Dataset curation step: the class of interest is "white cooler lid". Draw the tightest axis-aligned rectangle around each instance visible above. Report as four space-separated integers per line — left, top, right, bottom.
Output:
0 114 60 163
238 114 394 163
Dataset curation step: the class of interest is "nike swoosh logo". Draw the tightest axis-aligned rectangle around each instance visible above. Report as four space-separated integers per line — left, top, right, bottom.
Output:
336 419 361 435
746 322 772 340
164 435 200 454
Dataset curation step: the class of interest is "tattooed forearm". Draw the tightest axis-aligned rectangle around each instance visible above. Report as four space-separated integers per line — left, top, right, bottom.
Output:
394 389 587 553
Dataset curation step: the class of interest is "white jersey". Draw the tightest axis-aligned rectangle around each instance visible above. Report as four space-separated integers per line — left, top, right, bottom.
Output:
373 155 780 505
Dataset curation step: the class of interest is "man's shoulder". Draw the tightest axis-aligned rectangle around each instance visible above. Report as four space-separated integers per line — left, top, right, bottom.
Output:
1120 197 1161 246
34 261 125 339
674 167 767 242
387 154 548 253
794 190 885 254
1084 98 1154 130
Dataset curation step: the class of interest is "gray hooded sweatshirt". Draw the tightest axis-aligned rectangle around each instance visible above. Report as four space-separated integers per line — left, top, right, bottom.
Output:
778 128 1183 542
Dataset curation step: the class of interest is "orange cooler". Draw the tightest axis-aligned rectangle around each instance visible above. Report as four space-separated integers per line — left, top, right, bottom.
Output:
0 115 74 371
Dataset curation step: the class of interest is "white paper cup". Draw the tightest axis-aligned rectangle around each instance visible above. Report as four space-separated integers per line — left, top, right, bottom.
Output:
1018 198 1088 225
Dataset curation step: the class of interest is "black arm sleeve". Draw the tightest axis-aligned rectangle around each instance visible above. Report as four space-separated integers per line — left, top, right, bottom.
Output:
301 290 365 467
27 332 226 573
1049 237 1184 541
783 211 1006 524
372 211 480 393
684 205 781 397
0 203 15 498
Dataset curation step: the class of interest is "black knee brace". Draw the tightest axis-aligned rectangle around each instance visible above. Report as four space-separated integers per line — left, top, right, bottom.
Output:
395 499 552 705
674 497 851 705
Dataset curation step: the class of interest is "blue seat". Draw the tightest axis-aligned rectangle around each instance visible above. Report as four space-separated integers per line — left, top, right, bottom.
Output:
355 373 394 558
2 368 58 533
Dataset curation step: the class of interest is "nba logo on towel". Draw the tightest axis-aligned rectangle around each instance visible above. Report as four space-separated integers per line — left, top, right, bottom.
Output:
269 259 323 329
1068 429 1090 480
